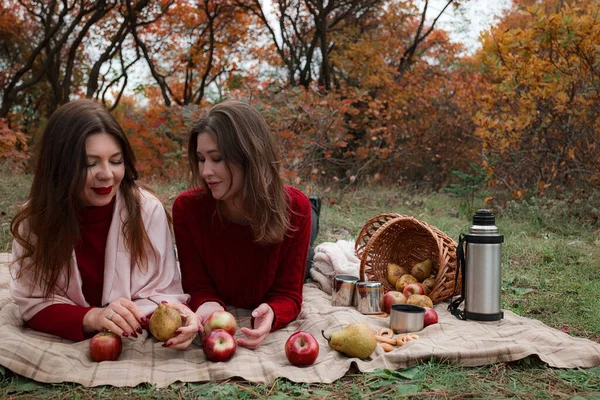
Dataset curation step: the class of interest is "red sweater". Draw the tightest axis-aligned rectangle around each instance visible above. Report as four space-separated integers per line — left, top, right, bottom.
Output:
173 186 311 331
26 198 114 341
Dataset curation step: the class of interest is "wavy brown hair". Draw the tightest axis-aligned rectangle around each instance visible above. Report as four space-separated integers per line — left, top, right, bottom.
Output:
188 101 290 244
11 99 155 298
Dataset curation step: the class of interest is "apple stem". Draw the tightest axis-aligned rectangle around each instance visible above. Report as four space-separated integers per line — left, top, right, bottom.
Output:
321 330 331 343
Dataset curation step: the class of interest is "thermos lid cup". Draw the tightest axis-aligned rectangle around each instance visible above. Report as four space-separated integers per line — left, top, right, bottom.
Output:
355 281 383 314
331 275 359 307
390 304 425 333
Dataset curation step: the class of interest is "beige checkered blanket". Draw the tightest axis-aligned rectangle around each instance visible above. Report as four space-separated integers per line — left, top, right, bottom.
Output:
0 260 599 387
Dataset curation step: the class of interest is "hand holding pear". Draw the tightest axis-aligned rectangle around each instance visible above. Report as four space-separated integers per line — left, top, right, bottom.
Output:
149 303 182 341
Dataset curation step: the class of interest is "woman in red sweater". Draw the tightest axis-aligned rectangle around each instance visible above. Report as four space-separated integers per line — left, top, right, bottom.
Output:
10 100 197 350
173 101 312 349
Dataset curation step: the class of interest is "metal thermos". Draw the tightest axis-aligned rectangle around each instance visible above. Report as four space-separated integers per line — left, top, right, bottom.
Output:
449 209 504 321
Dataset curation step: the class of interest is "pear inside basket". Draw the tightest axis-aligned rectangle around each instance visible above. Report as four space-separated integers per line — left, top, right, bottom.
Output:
355 214 460 305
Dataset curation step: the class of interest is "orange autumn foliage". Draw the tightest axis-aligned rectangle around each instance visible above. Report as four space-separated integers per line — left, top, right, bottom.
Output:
475 0 600 191
110 97 194 181
0 119 28 170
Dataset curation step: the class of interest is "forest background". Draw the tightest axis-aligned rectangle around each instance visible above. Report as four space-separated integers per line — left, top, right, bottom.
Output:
1 0 599 210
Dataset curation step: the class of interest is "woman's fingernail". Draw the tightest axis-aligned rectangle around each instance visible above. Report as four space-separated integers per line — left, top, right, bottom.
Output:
131 332 138 338
141 317 148 324
161 300 168 304
162 341 171 347
137 327 143 334
122 332 129 338
175 330 182 335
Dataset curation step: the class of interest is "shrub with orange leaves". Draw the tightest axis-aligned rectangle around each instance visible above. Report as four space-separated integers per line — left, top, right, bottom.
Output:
475 1 600 192
0 119 29 170
111 97 196 181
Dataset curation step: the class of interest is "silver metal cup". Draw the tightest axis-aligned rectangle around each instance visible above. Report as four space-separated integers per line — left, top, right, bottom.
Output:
355 281 383 314
390 304 425 333
331 275 359 306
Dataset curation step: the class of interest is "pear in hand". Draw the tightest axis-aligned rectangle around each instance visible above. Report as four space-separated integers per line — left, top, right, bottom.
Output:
149 303 182 342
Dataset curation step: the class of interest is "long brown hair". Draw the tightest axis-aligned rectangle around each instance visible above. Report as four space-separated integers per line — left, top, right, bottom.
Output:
11 99 155 298
188 101 290 244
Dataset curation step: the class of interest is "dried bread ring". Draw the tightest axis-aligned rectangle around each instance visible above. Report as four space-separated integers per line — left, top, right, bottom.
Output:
397 333 420 346
375 335 397 345
377 328 394 338
396 334 407 346
379 343 394 352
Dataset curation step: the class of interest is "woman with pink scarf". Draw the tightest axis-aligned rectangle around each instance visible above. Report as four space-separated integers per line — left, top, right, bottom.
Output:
10 100 197 350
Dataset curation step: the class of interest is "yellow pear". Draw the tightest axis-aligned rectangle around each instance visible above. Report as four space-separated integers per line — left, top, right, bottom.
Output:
411 259 433 282
387 263 410 286
149 304 182 342
422 277 437 293
322 323 377 359
395 274 418 292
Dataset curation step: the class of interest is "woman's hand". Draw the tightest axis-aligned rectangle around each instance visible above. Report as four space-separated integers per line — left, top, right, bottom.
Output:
83 298 145 338
195 301 225 334
159 302 199 350
237 303 274 350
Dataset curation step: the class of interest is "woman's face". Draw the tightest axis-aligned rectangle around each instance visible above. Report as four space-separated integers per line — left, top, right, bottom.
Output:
196 132 244 204
80 132 125 207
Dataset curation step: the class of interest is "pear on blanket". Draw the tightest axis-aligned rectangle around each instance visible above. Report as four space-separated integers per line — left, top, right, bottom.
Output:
322 323 377 359
149 303 182 341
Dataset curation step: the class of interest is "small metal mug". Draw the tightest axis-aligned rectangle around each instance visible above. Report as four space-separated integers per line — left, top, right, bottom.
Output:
390 304 425 333
331 275 359 306
354 281 383 314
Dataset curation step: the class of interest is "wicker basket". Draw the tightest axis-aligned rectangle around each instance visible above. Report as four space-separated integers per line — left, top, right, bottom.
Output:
355 214 460 304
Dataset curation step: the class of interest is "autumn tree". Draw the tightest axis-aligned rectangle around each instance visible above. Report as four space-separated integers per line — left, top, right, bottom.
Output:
235 0 384 89
132 0 252 107
0 0 171 119
305 0 481 186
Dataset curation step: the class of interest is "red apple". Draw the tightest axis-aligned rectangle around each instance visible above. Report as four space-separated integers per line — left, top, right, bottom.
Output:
423 307 439 327
403 282 426 299
383 291 407 314
202 329 237 362
89 331 122 362
204 310 237 336
285 331 319 366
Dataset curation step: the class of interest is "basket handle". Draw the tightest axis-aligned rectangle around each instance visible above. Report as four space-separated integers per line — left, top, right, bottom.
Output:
355 213 402 260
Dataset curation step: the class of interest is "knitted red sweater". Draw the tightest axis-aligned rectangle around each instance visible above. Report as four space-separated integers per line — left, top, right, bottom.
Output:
173 186 311 331
26 198 114 341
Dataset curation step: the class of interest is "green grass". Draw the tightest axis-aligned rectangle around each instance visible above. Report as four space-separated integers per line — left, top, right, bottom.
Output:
1 173 600 398
0 165 31 252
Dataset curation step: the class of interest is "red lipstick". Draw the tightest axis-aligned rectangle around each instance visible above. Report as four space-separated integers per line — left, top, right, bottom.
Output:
92 186 112 195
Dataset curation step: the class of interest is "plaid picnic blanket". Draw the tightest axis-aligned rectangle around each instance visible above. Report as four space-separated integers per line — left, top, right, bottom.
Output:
0 257 599 387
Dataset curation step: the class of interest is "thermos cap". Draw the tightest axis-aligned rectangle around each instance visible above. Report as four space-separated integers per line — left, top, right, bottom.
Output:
472 209 495 226
469 209 500 235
